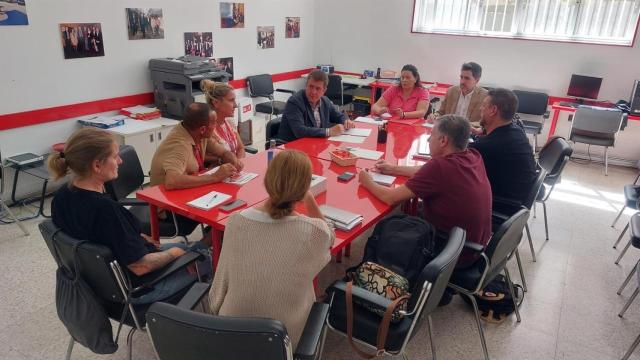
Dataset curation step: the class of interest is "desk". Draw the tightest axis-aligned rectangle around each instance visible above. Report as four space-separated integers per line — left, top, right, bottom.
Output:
548 102 640 138
10 160 51 217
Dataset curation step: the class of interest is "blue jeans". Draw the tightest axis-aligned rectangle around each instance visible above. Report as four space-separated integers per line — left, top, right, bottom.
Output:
130 241 212 305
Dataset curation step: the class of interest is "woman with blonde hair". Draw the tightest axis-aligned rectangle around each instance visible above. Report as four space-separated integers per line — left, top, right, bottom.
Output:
201 79 246 158
49 127 211 303
208 150 333 347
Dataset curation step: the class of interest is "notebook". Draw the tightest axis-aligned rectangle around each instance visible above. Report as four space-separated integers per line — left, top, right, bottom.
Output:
371 172 396 187
346 147 384 160
186 191 232 210
319 205 363 231
328 134 366 144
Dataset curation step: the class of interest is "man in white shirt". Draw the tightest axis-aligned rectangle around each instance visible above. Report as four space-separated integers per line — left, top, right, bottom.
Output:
428 62 488 131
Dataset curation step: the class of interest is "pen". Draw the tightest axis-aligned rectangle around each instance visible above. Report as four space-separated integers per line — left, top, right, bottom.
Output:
205 194 218 207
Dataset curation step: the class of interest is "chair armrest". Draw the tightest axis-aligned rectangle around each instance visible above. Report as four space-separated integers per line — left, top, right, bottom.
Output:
327 281 394 311
493 195 523 208
245 146 259 154
275 88 295 95
294 302 330 360
176 282 212 310
135 251 205 292
118 198 148 207
463 241 484 253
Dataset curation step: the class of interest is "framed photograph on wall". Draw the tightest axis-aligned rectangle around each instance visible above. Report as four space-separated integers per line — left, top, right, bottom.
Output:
220 2 244 28
0 0 28 25
257 26 274 49
126 8 164 40
211 57 234 80
184 32 213 57
285 17 300 38
59 23 104 59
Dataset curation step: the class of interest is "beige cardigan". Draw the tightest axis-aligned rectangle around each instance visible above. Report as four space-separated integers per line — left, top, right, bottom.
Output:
208 208 333 348
435 85 488 127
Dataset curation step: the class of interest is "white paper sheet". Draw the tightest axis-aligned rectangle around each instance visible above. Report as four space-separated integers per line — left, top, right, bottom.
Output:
223 172 258 185
423 122 435 128
343 128 372 137
371 173 396 186
186 191 232 210
328 134 366 144
346 147 384 160
354 116 387 125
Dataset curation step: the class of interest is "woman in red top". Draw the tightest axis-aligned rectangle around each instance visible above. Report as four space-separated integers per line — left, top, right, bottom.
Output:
201 79 246 159
371 64 430 120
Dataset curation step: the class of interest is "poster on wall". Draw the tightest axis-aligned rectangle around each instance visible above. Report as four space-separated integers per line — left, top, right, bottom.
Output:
59 23 105 59
220 2 244 28
184 32 213 57
211 57 234 80
0 0 28 25
285 17 300 38
126 8 164 40
257 26 274 49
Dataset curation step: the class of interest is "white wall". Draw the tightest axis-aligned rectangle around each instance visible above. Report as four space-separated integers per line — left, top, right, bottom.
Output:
313 0 640 103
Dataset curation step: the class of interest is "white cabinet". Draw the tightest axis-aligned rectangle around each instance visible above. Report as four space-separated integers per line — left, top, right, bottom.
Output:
251 115 267 150
102 118 180 175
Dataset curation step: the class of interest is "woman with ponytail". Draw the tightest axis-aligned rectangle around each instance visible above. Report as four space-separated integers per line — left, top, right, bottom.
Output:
201 79 246 158
208 150 333 348
50 128 211 303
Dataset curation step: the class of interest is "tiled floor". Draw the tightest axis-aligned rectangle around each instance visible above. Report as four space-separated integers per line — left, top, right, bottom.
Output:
1 161 640 359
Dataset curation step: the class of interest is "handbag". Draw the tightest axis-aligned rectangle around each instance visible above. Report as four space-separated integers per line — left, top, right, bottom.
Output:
345 262 411 358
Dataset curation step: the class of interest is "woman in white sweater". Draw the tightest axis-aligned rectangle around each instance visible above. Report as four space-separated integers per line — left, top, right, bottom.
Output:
208 150 334 347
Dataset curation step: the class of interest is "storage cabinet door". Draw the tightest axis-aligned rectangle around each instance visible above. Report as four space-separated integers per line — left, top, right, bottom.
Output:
156 125 175 147
124 131 157 175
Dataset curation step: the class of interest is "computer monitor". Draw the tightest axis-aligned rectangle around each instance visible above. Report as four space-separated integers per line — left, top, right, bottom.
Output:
567 74 602 101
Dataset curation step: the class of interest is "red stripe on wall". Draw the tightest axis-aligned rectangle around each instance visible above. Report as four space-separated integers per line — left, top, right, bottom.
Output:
0 68 313 131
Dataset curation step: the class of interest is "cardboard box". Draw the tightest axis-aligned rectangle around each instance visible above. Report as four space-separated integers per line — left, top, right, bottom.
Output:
310 174 327 197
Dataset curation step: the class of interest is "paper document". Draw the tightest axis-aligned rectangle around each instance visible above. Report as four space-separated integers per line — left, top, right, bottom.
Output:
346 147 384 160
121 105 159 114
354 116 386 125
328 134 366 144
371 172 396 186
422 122 434 128
320 205 363 231
187 191 232 210
224 172 258 185
343 128 372 137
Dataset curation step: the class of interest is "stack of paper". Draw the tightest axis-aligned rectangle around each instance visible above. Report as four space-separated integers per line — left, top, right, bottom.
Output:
346 147 384 160
343 128 372 137
187 191 231 210
371 172 396 187
320 205 363 231
224 172 258 185
78 115 127 129
328 134 366 144
120 105 161 120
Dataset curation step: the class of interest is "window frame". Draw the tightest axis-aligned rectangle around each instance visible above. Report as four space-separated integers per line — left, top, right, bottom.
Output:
410 0 640 47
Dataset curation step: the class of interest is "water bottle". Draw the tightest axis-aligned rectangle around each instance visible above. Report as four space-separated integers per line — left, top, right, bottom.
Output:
267 139 276 163
375 67 381 79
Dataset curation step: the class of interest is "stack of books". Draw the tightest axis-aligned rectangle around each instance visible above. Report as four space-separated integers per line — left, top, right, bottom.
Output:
120 105 161 120
319 205 363 231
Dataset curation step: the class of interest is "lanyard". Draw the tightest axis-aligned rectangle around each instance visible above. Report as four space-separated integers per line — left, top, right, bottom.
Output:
215 120 238 154
192 143 206 172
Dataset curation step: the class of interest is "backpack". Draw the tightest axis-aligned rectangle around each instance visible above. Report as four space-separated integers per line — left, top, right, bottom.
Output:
361 214 438 286
461 274 524 323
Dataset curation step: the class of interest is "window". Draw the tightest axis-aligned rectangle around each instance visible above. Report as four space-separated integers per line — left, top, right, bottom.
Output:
412 0 640 46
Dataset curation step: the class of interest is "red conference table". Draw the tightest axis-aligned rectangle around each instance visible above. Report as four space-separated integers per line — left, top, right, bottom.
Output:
548 101 640 138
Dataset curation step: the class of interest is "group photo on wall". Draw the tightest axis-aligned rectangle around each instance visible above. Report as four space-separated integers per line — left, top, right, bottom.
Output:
59 23 104 59
184 32 213 57
126 8 164 40
257 26 274 49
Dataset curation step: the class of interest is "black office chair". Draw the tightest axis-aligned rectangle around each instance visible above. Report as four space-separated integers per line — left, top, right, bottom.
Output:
0 148 29 236
246 74 294 121
104 145 192 241
326 74 354 108
146 298 329 360
617 213 640 293
264 116 288 150
612 170 640 238
513 90 549 151
448 208 530 360
38 220 207 360
535 137 573 241
325 227 465 359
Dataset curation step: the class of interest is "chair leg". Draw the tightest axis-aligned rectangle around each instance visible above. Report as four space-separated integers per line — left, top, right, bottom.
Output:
615 239 633 265
65 336 74 360
619 287 639 318
542 201 549 241
604 146 609 176
427 315 437 360
0 200 29 236
127 327 136 360
465 293 490 360
515 249 528 292
618 263 638 295
525 224 536 262
622 331 640 360
504 268 521 322
533 202 537 218
614 223 630 249
612 205 627 227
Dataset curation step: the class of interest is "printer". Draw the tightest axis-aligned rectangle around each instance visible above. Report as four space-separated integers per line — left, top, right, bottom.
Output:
149 56 230 118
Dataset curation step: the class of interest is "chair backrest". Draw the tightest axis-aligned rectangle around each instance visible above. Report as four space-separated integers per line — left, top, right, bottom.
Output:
538 136 573 179
247 74 275 99
266 116 282 142
146 301 291 360
104 145 144 201
513 90 549 116
326 74 343 100
0 147 4 195
523 167 548 209
484 209 530 282
571 107 624 135
412 227 465 317
38 220 125 303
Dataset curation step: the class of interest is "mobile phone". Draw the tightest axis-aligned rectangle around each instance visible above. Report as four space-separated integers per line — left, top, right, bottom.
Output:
220 199 247 212
337 172 355 182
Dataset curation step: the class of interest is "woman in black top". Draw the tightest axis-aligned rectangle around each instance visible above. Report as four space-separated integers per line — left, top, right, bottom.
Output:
49 128 210 304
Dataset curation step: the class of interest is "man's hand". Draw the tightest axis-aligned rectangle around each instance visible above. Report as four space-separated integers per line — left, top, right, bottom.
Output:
232 158 244 171
358 169 373 185
328 124 345 137
471 126 484 136
344 119 355 129
211 163 238 181
374 160 395 175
